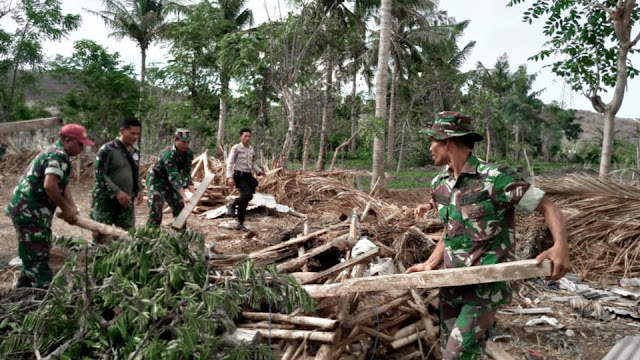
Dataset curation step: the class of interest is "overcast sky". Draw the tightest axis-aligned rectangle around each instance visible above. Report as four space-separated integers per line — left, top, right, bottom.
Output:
2 0 639 118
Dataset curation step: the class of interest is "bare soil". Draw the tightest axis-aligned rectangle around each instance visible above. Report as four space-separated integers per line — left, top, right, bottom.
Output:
0 177 638 359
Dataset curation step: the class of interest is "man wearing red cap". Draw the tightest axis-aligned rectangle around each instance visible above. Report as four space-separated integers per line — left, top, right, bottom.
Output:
5 124 94 288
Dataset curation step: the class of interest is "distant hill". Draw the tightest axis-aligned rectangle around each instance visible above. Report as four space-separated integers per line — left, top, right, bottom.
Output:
573 109 639 142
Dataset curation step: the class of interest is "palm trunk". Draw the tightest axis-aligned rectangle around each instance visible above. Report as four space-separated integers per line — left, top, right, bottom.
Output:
349 69 358 156
485 121 491 161
514 122 520 160
140 47 147 87
302 125 312 171
280 82 296 168
541 127 550 162
315 60 333 171
371 0 392 192
396 118 407 173
215 73 229 158
386 58 399 169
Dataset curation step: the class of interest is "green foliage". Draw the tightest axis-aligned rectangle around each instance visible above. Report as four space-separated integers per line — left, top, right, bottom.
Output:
508 0 639 96
0 0 81 119
462 54 580 161
50 40 140 141
0 227 314 359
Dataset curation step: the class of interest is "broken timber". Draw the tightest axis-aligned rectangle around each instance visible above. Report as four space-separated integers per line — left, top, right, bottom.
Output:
303 259 552 298
172 172 215 229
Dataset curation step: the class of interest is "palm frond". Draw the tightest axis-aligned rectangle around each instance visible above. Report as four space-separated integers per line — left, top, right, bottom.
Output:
538 174 640 279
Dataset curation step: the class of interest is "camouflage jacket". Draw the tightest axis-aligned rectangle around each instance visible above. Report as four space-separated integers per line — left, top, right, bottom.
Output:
430 154 545 305
147 144 194 191
92 139 141 199
5 140 72 224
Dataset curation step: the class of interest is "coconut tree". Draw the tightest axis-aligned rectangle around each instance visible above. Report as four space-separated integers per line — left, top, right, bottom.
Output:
88 0 181 86
371 0 392 191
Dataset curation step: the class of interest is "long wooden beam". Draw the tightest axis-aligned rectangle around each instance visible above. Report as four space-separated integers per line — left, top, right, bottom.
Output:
172 172 215 229
57 213 130 240
0 117 63 134
303 259 552 298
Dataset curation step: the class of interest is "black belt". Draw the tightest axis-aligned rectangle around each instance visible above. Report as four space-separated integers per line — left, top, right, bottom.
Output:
234 170 252 176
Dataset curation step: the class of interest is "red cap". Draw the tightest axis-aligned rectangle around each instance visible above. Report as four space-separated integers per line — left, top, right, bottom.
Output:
60 124 95 146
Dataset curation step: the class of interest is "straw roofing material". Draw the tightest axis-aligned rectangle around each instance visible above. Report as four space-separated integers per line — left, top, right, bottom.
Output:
538 174 640 279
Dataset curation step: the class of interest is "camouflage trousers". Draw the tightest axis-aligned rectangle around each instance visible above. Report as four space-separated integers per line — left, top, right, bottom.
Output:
440 292 498 360
90 196 135 243
12 219 53 288
146 187 184 226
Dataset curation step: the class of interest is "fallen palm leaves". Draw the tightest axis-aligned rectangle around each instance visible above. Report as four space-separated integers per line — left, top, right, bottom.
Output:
538 174 640 279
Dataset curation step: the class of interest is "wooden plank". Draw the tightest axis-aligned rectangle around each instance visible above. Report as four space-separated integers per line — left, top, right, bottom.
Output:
303 260 552 298
249 222 348 258
241 312 337 329
172 172 215 229
0 117 63 134
301 248 379 284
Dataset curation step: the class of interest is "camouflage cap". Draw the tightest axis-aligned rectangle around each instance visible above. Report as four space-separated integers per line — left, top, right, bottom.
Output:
420 111 483 142
175 128 191 142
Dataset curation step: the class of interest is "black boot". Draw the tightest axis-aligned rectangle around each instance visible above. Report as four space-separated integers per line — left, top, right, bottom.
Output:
234 223 248 232
15 274 32 288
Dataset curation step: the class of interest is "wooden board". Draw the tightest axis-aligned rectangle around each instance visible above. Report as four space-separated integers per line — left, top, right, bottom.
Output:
0 117 63 134
172 172 215 229
302 259 552 298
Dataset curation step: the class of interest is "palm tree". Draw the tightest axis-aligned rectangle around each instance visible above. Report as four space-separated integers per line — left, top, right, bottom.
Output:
213 0 253 158
87 0 180 86
386 4 455 168
372 0 392 191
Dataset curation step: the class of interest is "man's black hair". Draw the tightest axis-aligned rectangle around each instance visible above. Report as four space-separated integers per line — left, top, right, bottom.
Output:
239 128 252 136
121 117 141 129
448 135 476 150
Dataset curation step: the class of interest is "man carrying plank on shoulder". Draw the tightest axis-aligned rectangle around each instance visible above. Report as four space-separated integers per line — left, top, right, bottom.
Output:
406 111 570 360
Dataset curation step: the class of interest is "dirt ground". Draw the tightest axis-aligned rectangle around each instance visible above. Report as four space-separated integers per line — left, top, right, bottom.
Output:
0 175 638 359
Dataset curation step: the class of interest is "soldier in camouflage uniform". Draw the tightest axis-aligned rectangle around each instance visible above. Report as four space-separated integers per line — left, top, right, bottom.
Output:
90 118 143 243
406 111 570 360
146 128 195 227
5 124 94 288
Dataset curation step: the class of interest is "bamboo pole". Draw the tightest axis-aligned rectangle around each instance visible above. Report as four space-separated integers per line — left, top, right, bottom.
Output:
250 328 336 343
241 312 337 330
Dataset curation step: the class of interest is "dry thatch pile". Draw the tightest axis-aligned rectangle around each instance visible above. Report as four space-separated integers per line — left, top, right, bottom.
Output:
0 150 39 173
538 174 640 280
